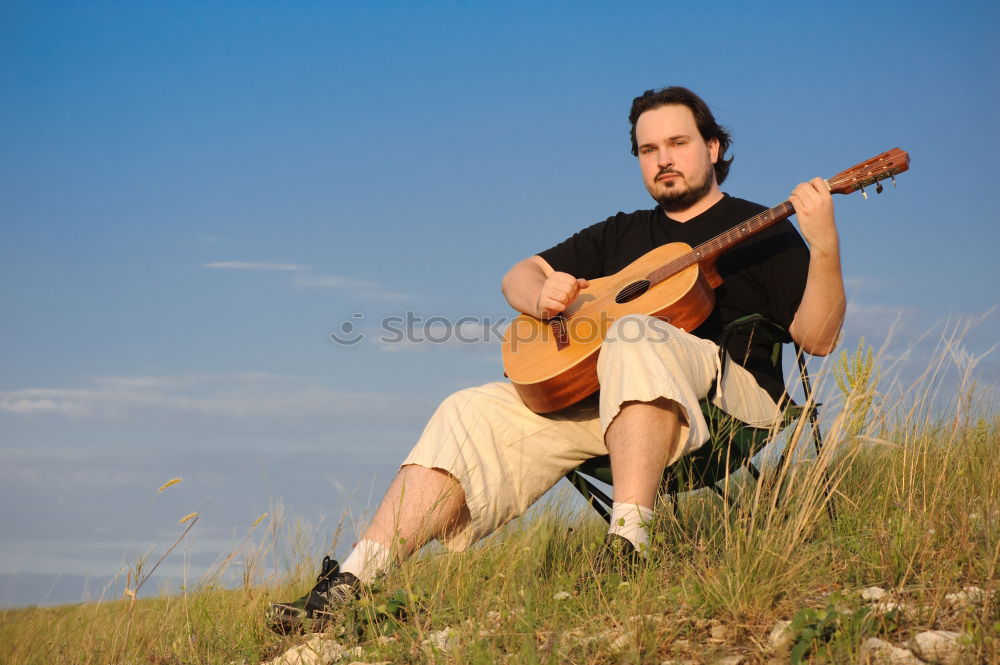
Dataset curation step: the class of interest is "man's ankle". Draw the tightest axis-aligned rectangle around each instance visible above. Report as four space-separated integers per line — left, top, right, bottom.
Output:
607 502 653 556
340 538 392 583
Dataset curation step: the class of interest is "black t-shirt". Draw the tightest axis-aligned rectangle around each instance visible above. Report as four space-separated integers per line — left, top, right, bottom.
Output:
537 194 809 401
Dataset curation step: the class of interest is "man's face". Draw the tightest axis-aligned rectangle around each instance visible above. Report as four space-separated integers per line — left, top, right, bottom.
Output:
635 104 720 212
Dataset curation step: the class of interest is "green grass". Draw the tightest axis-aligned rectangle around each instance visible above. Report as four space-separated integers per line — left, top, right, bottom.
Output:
2 340 999 664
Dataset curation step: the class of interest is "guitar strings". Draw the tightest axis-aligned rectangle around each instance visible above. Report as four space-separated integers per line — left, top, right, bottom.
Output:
556 202 792 319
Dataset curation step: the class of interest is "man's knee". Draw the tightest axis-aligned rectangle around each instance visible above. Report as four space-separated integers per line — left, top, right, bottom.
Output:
623 397 687 425
437 386 492 419
600 316 685 379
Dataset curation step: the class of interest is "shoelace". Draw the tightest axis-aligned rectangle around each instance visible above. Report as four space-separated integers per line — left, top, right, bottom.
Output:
313 555 339 595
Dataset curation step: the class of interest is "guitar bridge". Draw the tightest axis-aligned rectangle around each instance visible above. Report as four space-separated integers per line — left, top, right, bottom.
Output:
550 316 570 351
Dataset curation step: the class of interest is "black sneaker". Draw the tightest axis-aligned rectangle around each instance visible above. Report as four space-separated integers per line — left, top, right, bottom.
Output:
591 533 646 578
266 556 361 634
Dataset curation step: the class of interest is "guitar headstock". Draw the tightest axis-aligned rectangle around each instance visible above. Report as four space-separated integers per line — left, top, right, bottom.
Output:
827 148 910 196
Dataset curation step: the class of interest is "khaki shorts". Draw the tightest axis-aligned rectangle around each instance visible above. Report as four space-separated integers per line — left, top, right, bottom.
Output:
402 315 780 551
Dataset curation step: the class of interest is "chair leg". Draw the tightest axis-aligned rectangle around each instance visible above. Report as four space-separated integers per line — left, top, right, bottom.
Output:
796 352 836 523
807 406 836 523
566 471 612 524
667 490 681 524
732 462 760 506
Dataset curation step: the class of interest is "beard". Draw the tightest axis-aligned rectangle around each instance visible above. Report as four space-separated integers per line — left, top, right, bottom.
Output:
653 161 716 212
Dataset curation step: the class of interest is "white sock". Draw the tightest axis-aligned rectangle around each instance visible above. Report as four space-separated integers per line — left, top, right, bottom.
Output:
340 539 392 583
608 502 654 556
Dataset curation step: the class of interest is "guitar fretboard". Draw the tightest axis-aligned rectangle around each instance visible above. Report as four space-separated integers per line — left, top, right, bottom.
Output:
646 200 796 285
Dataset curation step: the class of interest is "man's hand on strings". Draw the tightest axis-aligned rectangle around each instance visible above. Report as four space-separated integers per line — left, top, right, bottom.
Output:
790 177 839 257
536 272 589 319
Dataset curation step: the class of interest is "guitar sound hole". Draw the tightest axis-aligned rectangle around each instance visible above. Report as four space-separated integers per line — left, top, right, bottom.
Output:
615 280 651 304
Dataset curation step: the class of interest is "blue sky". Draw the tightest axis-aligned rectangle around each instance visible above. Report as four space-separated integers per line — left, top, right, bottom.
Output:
2 1 998 607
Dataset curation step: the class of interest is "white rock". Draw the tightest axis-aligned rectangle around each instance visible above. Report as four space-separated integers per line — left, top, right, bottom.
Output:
767 620 793 652
568 628 613 647
264 634 346 665
907 630 964 665
709 621 730 641
962 585 985 599
421 628 458 652
862 586 887 601
872 600 908 615
610 633 630 650
945 586 987 609
553 591 572 601
628 614 663 623
859 637 924 665
710 655 744 665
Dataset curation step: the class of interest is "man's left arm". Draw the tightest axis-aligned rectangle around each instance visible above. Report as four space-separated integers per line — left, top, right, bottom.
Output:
787 177 846 356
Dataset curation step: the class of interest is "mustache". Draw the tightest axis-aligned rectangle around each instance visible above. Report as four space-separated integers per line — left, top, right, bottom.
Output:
656 168 683 178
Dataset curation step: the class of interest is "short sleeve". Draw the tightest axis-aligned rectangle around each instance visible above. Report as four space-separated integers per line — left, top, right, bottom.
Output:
536 218 611 279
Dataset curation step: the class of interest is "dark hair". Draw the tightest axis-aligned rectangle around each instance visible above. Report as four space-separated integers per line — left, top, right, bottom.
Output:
628 86 733 184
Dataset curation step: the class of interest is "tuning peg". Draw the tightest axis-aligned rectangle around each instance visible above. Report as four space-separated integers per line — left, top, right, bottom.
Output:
860 185 868 199
876 181 884 194
891 175 897 187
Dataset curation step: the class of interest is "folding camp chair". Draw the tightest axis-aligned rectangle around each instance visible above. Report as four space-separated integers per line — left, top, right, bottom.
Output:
565 313 833 522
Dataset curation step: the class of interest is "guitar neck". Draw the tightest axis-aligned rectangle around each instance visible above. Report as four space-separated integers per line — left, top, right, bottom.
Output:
690 200 796 263
646 200 796 285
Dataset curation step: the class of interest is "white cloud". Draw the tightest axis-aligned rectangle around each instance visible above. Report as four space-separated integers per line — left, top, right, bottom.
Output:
92 372 282 389
292 273 407 300
202 261 407 300
202 261 304 271
0 399 62 415
842 302 921 346
0 373 431 426
843 276 892 294
844 301 918 322
292 273 376 290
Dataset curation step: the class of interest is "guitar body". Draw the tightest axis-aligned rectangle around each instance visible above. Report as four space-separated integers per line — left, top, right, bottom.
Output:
500 148 910 415
501 242 716 413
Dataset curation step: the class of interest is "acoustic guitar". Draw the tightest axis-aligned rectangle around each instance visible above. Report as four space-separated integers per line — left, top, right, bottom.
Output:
501 148 910 414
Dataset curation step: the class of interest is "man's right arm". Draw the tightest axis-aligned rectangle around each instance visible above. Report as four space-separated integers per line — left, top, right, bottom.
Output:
501 255 589 320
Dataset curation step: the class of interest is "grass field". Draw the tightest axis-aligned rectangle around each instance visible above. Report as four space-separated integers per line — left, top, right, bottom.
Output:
2 337 997 664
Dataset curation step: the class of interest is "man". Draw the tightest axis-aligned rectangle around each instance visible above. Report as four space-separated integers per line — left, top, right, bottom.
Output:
267 86 845 633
